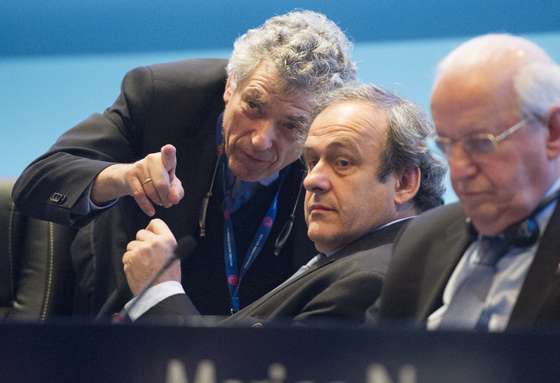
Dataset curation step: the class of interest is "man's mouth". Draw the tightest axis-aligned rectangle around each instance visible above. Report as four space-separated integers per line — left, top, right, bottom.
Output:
308 203 334 213
239 149 273 164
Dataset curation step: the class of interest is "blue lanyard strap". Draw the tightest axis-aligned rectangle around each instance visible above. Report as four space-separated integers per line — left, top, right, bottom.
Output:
221 158 283 313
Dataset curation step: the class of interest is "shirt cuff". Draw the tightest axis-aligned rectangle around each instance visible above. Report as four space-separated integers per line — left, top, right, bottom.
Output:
124 281 185 321
87 180 118 210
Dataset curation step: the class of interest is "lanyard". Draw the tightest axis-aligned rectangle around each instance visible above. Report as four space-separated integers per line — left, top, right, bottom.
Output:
221 157 283 313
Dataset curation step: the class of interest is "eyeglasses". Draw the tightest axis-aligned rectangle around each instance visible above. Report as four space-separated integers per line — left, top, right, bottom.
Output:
432 119 529 157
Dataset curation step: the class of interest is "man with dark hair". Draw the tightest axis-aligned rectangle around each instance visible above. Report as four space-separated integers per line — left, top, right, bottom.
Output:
378 34 560 331
121 84 445 325
12 11 357 316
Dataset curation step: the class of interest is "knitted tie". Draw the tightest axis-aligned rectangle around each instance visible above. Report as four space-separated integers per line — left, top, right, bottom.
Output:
438 236 510 330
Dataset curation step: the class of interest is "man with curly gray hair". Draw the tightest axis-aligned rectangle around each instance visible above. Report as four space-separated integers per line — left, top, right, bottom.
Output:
108 83 444 325
13 10 357 318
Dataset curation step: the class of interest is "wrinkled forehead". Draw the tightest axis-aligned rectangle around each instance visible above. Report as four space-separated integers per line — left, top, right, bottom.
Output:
431 67 520 135
305 102 387 151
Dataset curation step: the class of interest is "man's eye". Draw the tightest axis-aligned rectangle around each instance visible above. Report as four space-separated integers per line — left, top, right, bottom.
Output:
464 137 495 154
244 99 263 113
282 121 303 131
336 158 351 168
246 101 259 110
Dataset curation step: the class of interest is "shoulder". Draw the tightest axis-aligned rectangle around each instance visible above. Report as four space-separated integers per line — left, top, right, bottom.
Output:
318 242 394 284
147 58 228 86
123 58 228 95
388 203 467 272
399 203 465 241
325 223 408 277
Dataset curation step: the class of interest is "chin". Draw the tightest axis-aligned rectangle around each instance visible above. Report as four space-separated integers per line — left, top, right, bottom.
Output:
470 213 511 236
231 158 277 181
309 232 343 254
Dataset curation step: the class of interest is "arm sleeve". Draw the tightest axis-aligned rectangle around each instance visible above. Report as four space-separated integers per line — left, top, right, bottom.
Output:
135 288 201 324
125 281 186 321
292 271 384 324
11 65 154 227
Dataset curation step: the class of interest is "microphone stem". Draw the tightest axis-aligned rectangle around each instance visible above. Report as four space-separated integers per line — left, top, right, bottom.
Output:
115 253 179 322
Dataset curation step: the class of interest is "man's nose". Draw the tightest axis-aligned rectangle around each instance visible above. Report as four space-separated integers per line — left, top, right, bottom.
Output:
448 144 477 181
303 161 331 193
251 120 275 151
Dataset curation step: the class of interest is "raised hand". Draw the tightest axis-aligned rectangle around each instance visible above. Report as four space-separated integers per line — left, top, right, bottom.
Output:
122 219 180 296
92 144 184 216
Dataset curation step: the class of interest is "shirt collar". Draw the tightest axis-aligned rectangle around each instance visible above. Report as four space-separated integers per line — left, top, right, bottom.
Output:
324 216 415 258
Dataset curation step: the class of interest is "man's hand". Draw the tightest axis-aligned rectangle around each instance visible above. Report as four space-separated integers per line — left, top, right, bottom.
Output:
122 219 180 296
92 144 184 216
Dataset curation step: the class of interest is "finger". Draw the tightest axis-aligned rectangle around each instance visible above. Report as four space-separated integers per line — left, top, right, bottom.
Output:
161 145 177 175
145 153 171 207
136 228 157 241
146 218 174 237
168 177 184 205
122 252 131 266
126 240 141 252
130 177 156 216
140 175 164 206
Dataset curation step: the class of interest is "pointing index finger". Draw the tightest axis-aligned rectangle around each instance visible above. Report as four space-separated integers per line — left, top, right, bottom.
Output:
161 144 177 175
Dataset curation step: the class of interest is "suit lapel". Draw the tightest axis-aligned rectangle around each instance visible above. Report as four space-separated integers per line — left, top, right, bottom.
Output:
311 219 408 271
417 211 471 320
245 219 409 307
509 203 560 327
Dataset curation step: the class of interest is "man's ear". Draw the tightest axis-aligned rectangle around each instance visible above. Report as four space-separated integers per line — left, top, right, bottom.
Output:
546 106 560 160
223 76 234 104
393 166 421 207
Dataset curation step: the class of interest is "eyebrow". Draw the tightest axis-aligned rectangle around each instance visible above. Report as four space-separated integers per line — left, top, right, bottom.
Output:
243 88 265 102
286 115 309 126
304 138 360 154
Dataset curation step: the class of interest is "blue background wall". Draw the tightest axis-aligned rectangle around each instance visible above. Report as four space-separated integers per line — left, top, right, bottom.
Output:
2 0 560 201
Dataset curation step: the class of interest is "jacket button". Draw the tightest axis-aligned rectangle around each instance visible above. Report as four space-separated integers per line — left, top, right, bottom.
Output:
49 192 67 205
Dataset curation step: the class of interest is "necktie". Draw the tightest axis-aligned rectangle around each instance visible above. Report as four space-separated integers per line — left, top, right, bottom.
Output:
228 178 259 212
284 253 326 284
438 236 510 330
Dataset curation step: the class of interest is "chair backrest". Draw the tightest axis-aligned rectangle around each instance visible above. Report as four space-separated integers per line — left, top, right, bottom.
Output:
0 179 76 320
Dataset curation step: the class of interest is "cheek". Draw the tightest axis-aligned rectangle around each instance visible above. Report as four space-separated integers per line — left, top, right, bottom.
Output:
303 196 311 226
221 110 233 141
278 140 302 163
222 113 244 152
479 159 522 194
349 183 393 227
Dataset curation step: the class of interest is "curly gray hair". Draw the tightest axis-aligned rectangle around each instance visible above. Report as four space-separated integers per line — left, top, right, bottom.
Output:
316 83 447 212
227 10 356 102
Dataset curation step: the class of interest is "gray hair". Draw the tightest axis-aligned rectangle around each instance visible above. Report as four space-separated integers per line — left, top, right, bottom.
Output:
317 84 446 212
434 33 552 85
514 61 560 122
436 33 560 129
227 10 356 102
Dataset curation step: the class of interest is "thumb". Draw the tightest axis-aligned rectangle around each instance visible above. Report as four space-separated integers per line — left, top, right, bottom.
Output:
146 218 174 237
161 144 177 176
169 177 184 205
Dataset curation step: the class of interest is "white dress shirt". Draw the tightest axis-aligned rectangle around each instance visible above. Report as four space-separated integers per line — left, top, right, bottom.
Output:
126 217 410 321
428 179 560 332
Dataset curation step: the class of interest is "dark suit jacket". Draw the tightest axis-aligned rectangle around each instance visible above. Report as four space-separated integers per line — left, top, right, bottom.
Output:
141 219 408 326
378 202 560 329
12 59 316 316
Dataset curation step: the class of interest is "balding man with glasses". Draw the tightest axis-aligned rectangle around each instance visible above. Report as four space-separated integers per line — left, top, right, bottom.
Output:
375 34 560 331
